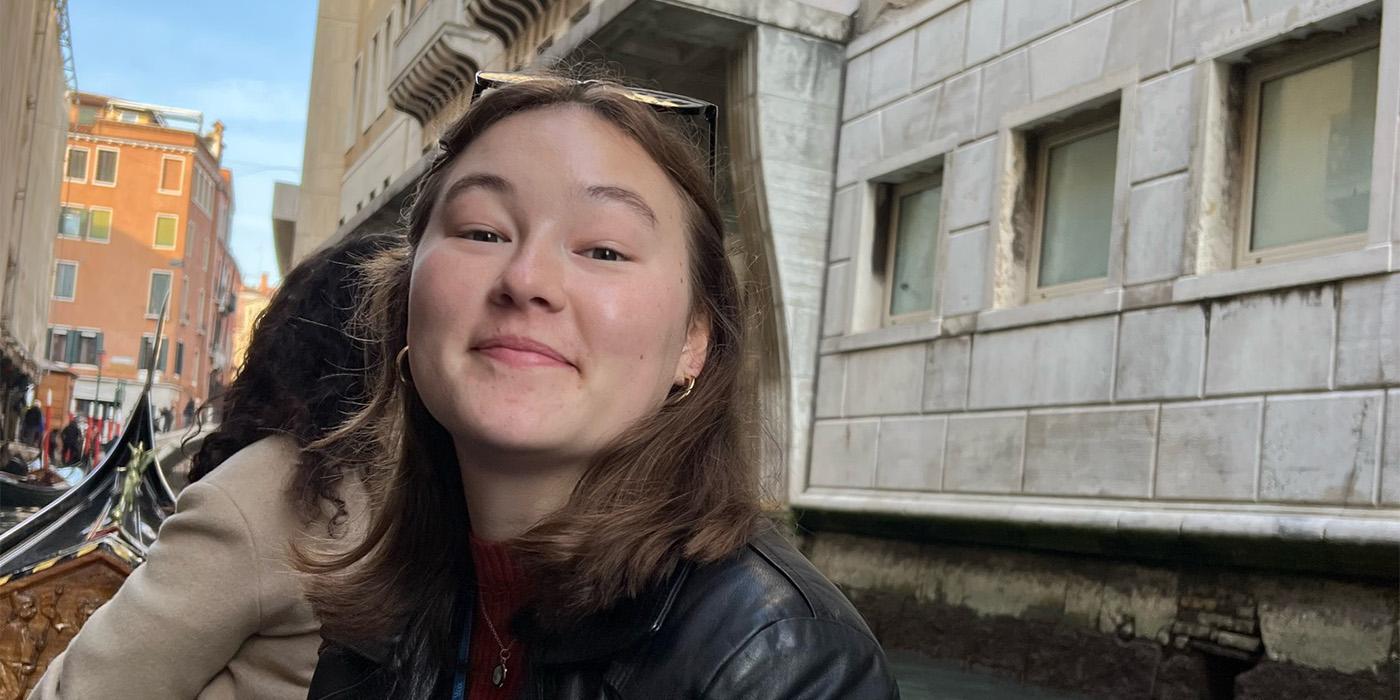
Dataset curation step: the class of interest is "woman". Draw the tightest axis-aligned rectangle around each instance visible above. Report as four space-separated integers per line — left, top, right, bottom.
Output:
32 231 397 699
305 72 898 699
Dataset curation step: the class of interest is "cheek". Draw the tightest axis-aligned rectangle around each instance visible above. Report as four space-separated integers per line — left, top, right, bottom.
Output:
584 272 690 368
407 244 478 347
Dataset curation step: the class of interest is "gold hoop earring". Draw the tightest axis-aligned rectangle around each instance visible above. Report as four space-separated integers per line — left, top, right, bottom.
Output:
396 346 412 384
672 376 695 403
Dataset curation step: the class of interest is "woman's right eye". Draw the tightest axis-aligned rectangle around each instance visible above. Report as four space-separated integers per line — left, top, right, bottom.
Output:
462 229 504 243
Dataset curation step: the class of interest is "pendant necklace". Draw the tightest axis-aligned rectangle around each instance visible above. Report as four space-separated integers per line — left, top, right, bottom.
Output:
478 597 514 688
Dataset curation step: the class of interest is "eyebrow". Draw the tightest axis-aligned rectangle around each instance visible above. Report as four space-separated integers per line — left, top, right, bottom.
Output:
586 185 657 228
440 173 512 206
440 174 658 229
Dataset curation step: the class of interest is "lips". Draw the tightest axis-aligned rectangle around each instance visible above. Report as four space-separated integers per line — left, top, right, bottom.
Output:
473 335 575 369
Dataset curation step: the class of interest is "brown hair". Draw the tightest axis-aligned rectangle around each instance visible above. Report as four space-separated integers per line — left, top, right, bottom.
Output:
300 72 762 695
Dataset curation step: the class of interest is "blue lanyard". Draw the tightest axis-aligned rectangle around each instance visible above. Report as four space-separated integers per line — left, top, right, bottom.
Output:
450 618 473 700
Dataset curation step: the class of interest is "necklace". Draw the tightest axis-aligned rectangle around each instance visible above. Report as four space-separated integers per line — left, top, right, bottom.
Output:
478 597 514 688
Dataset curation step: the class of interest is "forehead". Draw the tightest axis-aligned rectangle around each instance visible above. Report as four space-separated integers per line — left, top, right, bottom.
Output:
438 105 687 221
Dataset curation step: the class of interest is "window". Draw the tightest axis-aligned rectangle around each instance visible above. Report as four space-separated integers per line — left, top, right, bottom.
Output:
159 155 185 194
1240 37 1379 265
204 228 212 270
193 169 214 214
75 331 102 366
349 58 361 145
94 147 118 185
139 335 169 372
174 341 185 376
198 289 206 331
883 175 943 323
118 110 139 123
76 105 98 125
1031 121 1119 295
53 261 77 301
154 214 178 249
46 328 69 363
180 275 190 324
58 206 86 238
147 270 173 318
87 207 112 243
65 147 88 182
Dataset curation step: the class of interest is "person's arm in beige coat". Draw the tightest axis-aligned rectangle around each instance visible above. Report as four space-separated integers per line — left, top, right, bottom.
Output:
30 437 303 699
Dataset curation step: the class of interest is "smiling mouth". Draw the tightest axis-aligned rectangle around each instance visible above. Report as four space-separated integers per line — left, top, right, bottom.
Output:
472 336 575 369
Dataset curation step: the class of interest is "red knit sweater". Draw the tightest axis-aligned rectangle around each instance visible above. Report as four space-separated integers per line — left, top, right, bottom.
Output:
466 534 531 700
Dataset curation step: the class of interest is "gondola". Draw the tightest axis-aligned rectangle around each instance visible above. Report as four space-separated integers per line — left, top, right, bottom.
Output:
0 312 176 699
0 471 72 509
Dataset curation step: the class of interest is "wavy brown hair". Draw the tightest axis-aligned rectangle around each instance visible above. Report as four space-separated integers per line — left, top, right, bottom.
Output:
187 231 398 526
300 72 763 696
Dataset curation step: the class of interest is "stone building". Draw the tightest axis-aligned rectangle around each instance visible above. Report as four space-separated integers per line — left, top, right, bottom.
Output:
285 0 1400 695
0 0 68 435
46 94 242 429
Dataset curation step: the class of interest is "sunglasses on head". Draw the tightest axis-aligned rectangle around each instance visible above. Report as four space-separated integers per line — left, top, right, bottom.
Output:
469 71 720 183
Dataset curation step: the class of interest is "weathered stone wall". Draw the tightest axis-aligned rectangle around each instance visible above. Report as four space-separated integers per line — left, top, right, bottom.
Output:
809 0 1400 539
805 529 1400 697
808 0 1400 689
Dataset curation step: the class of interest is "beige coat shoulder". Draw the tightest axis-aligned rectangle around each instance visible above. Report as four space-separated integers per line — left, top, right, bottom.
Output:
30 434 355 700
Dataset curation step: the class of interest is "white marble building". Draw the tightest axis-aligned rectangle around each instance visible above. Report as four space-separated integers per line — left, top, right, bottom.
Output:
812 0 1400 546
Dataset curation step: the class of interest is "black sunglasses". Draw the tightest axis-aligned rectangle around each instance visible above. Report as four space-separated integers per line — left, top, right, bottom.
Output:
470 71 720 183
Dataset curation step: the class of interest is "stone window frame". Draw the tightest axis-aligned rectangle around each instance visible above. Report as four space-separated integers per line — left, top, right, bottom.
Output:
145 269 173 320
991 81 1133 313
846 153 951 338
64 146 89 184
882 172 946 327
1177 5 1395 302
1233 26 1381 269
157 154 185 196
86 205 113 245
1027 117 1122 301
92 146 119 187
152 212 179 251
52 260 78 302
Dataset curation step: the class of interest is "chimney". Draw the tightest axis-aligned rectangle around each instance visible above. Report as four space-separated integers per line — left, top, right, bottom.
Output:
258 273 270 294
208 120 225 160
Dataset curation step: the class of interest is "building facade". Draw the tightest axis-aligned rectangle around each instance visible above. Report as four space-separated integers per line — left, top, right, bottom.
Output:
0 0 68 437
47 93 241 430
288 0 1400 695
230 273 275 374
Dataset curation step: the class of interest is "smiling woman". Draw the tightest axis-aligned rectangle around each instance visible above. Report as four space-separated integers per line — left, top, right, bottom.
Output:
300 71 898 700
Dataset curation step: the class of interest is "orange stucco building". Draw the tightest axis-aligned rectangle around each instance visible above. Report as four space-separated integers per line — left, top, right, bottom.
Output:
41 93 241 431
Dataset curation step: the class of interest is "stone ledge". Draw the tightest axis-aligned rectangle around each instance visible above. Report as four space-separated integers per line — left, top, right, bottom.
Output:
792 490 1400 545
1173 244 1391 303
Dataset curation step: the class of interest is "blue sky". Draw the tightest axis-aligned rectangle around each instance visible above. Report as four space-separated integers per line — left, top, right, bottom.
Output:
68 0 318 286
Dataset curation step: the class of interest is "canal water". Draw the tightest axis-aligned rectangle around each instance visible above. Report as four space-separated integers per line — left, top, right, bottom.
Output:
889 651 1090 699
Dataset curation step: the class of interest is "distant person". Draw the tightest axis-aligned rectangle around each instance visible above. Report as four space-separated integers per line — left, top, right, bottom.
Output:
58 416 81 464
182 398 195 429
159 406 174 433
32 231 397 700
19 403 43 447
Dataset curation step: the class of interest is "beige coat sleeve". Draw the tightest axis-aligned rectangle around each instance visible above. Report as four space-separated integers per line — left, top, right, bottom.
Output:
30 478 264 700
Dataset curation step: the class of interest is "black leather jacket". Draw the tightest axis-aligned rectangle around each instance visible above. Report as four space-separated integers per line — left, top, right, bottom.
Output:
308 524 900 699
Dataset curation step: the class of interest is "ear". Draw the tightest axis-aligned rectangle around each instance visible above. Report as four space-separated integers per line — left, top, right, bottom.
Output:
675 310 711 384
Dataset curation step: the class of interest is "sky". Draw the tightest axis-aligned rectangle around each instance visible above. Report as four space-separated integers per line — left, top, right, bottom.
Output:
67 0 319 287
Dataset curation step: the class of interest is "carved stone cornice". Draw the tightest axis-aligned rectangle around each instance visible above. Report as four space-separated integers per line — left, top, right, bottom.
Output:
389 0 501 125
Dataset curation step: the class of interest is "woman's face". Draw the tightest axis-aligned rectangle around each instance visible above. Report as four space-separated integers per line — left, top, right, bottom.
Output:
408 105 708 467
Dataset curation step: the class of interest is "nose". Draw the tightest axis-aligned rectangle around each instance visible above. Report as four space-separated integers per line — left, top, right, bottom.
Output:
489 235 565 313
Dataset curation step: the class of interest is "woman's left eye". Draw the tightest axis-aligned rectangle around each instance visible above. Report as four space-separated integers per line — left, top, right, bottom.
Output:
584 247 627 262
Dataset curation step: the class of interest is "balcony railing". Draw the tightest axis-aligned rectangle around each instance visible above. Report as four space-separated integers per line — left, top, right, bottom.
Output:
389 0 500 125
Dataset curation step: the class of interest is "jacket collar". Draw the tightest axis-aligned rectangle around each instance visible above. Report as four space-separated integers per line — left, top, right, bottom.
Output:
520 559 694 666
